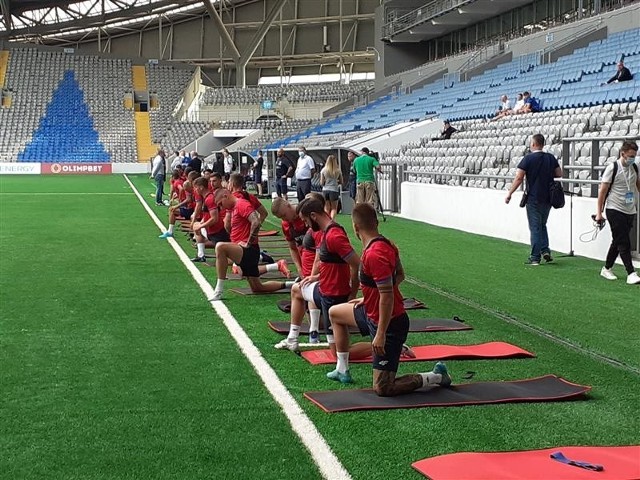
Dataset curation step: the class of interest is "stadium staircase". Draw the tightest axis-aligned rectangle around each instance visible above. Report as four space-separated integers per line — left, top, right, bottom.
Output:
132 65 158 162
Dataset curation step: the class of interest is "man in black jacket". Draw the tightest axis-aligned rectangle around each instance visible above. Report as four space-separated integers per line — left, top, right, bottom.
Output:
604 61 633 85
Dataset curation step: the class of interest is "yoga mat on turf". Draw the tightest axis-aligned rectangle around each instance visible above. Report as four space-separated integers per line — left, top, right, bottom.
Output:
230 287 290 295
412 445 640 480
268 318 471 335
300 342 534 365
304 375 590 413
228 272 288 280
258 230 279 237
276 297 428 313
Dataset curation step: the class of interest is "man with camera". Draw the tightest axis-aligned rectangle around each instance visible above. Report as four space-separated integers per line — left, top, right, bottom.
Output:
596 141 640 285
505 134 562 265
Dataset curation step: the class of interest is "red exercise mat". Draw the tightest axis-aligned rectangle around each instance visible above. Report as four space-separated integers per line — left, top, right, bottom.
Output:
412 445 640 480
300 342 534 365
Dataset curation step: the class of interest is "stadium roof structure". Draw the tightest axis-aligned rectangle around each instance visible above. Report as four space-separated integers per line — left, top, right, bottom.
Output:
382 0 536 42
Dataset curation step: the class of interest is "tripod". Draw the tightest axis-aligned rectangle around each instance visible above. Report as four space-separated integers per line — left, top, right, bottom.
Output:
373 174 386 222
559 188 581 257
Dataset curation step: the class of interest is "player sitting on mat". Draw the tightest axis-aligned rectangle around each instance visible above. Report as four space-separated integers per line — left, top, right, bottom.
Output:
209 189 295 300
159 179 196 239
327 203 451 390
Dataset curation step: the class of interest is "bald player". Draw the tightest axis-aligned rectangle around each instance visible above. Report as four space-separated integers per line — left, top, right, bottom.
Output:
327 203 451 391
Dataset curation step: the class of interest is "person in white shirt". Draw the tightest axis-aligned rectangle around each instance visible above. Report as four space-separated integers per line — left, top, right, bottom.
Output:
492 95 512 121
150 148 166 206
512 93 525 114
295 147 315 201
596 141 640 285
170 151 182 171
222 148 235 180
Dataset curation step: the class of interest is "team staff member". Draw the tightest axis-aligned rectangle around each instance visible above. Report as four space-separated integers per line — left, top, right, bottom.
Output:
275 148 294 198
295 147 315 201
159 180 196 239
298 197 360 352
191 177 230 262
328 203 452 390
253 151 264 197
596 141 640 285
210 189 296 300
353 147 381 206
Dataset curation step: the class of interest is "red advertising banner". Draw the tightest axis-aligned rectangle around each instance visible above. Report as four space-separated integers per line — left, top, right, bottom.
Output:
41 163 112 175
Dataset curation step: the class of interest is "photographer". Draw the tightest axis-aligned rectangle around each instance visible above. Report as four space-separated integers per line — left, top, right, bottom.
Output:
596 141 640 285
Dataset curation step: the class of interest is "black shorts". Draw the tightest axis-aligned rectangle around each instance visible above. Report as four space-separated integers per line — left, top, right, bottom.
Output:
238 244 261 278
354 304 409 373
312 283 349 336
323 190 340 202
179 207 194 219
207 229 230 244
254 171 262 184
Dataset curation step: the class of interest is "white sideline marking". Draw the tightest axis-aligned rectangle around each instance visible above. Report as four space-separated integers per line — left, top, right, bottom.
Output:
0 192 131 195
124 175 351 480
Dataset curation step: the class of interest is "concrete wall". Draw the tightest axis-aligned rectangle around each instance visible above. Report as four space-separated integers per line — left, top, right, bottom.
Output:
401 182 639 265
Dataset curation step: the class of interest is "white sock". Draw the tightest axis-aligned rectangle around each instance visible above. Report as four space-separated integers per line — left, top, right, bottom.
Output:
197 243 205 257
284 281 296 288
309 309 320 332
167 224 174 234
215 279 225 292
326 334 334 344
266 263 278 272
336 352 349 374
287 324 300 340
420 372 442 387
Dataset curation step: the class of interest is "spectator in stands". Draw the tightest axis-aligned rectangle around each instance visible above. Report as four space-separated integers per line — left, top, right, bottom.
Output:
253 150 264 197
520 91 540 113
596 141 640 285
603 61 633 85
190 151 203 173
432 120 457 140
492 95 512 121
320 154 343 219
512 93 525 114
354 148 381 207
275 148 294 198
151 148 166 206
170 151 182 171
222 148 235 180
505 134 562 265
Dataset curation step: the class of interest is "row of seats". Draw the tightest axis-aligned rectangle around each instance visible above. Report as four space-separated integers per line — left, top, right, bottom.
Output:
159 121 210 152
200 81 374 106
148 64 195 143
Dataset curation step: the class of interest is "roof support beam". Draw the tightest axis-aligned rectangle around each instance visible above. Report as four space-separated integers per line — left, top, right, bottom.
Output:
202 0 240 63
236 0 286 87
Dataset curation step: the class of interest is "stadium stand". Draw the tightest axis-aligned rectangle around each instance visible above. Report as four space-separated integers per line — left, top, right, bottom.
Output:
265 27 639 152
159 121 210 152
0 48 136 163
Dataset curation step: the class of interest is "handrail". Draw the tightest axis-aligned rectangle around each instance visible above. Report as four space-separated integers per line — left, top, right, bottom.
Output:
382 0 475 40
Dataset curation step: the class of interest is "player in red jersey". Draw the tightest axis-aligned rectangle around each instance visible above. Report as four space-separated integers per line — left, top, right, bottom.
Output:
270 197 307 275
328 203 451 390
189 177 230 262
228 173 268 224
288 197 361 354
159 179 196 239
210 189 296 300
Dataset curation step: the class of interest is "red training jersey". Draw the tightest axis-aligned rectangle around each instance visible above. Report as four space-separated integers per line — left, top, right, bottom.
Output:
230 197 259 246
232 190 262 211
359 237 405 324
318 223 355 297
201 192 225 234
300 229 323 278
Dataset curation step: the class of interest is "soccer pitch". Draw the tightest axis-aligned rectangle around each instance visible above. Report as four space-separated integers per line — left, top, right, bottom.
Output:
1 175 638 480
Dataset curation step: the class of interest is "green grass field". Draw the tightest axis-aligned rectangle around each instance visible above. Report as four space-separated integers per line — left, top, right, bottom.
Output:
1 174 638 480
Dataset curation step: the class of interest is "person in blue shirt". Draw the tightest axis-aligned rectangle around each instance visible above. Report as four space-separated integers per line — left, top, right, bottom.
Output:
505 134 562 265
521 91 540 113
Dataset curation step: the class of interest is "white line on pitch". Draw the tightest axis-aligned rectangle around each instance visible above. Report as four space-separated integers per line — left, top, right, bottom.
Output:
0 192 132 195
123 174 351 480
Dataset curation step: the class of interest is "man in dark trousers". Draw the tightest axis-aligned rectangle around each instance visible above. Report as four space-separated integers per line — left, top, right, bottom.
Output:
275 148 294 198
604 61 633 85
253 150 264 196
505 134 562 265
596 141 640 285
